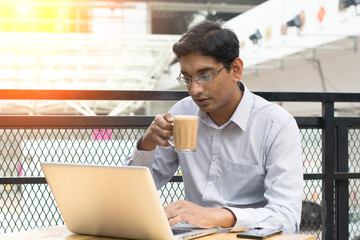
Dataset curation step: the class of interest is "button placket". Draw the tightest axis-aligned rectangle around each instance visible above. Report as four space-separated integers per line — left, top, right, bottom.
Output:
204 127 222 203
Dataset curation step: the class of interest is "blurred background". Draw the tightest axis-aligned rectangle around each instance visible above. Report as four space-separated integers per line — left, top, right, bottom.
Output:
0 0 359 116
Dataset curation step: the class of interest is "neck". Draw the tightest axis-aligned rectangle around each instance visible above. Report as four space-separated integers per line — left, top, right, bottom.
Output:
209 87 243 127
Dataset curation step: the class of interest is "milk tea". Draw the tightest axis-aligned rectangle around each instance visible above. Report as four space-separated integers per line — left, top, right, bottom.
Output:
173 115 198 152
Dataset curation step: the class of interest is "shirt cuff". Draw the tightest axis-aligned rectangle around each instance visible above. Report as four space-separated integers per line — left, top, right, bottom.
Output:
225 207 285 232
224 207 257 232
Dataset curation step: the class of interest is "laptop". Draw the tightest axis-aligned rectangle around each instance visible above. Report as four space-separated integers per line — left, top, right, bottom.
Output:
41 162 219 240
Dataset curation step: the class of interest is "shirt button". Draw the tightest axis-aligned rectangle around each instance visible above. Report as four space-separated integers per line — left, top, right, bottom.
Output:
212 156 217 161
216 129 221 134
208 183 213 187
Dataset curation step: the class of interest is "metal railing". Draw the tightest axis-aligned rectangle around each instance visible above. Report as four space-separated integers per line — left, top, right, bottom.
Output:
0 89 360 240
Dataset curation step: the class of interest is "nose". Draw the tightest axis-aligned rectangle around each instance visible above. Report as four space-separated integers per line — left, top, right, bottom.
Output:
188 79 204 96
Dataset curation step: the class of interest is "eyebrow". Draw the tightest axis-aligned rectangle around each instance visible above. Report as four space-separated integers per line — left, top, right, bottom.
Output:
180 66 216 75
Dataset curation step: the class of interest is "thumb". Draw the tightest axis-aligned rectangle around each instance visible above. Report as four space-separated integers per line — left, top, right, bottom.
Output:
164 113 174 122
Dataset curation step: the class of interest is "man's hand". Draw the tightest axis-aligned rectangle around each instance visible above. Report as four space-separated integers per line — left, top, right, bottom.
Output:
164 200 236 229
137 113 174 151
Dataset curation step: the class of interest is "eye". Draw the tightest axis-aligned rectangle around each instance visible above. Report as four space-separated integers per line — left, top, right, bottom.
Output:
198 74 212 81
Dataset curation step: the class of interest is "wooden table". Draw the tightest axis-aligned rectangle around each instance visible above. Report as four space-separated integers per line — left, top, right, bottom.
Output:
1 226 316 240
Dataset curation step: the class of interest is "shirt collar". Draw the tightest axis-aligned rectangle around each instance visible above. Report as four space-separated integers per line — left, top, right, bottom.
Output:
230 82 252 131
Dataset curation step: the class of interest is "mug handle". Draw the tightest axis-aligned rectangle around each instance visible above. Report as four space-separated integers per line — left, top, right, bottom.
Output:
168 122 175 147
168 136 174 147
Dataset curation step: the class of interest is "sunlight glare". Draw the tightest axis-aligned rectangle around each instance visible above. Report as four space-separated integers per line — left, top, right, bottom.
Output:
19 4 29 16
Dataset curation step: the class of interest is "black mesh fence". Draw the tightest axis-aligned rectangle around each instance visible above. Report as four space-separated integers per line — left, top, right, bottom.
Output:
300 129 322 239
1 126 360 240
349 129 360 240
0 128 187 234
0 127 324 236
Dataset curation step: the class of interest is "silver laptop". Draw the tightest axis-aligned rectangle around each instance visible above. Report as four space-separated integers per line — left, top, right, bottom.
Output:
41 162 218 240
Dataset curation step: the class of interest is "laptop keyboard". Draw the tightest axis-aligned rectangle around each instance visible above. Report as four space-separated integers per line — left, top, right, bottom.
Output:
172 228 192 235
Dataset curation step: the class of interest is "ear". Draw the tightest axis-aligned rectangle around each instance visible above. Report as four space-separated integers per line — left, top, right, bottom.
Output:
231 57 243 83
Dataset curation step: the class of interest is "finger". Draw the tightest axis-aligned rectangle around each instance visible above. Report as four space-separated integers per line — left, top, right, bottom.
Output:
150 123 172 144
163 113 174 123
147 131 170 147
164 202 181 219
165 206 184 226
154 114 173 131
168 215 184 227
164 200 189 220
153 115 173 138
157 135 171 147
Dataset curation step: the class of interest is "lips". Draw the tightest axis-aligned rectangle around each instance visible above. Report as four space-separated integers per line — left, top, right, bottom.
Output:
194 97 209 107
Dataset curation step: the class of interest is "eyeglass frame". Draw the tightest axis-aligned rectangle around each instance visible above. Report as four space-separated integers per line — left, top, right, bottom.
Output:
176 65 228 86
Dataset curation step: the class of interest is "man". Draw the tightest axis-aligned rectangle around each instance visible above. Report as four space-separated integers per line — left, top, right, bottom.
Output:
124 20 303 233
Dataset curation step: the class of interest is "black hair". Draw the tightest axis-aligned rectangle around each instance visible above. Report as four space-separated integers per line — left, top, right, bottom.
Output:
172 20 239 71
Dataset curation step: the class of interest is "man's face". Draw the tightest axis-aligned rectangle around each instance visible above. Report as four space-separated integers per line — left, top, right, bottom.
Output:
179 53 242 122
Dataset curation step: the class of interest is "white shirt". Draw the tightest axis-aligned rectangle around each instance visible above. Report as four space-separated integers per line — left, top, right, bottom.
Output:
124 82 303 233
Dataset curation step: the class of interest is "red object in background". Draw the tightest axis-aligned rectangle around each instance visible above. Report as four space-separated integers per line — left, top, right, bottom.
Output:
317 6 326 23
17 163 23 176
92 129 113 140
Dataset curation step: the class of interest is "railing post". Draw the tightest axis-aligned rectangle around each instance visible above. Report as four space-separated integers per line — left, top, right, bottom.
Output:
336 122 349 239
322 101 335 240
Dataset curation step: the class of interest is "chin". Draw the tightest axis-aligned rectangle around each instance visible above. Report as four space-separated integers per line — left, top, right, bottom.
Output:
198 105 213 113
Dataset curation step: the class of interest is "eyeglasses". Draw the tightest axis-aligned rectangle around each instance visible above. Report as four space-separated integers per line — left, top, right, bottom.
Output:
177 66 226 86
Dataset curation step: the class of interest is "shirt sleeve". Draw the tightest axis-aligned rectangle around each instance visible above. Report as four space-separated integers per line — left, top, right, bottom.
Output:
123 136 156 169
124 98 196 189
227 117 303 233
124 137 180 190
